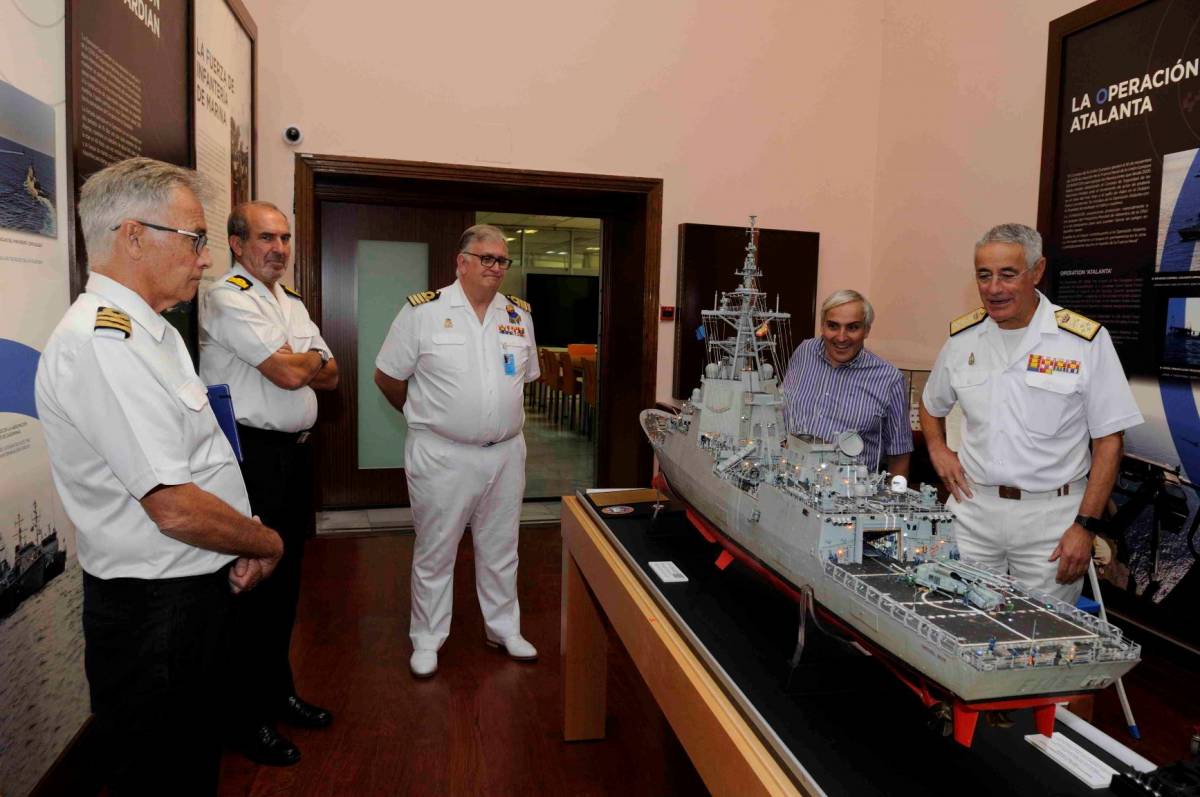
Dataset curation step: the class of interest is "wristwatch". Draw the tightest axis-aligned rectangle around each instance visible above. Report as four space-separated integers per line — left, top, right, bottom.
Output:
1074 514 1106 535
316 348 331 365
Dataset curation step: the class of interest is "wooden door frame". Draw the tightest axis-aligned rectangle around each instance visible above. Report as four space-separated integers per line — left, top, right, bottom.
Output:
293 154 663 505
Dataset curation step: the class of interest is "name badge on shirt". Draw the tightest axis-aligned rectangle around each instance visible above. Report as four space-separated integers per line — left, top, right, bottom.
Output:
1027 353 1080 374
503 352 516 375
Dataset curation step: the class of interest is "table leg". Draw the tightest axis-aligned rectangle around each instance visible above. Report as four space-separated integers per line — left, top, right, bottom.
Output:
563 548 608 741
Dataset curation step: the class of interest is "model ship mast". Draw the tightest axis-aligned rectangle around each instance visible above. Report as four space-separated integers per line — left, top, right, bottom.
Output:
700 216 793 388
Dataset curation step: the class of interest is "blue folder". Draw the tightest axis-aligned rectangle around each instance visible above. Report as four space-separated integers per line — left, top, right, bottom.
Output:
206 384 243 462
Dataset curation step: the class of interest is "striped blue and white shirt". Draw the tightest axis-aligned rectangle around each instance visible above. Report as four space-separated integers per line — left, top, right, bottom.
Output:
780 337 912 471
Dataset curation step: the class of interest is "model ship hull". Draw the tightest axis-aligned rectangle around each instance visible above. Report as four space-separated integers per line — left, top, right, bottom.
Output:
644 397 1139 706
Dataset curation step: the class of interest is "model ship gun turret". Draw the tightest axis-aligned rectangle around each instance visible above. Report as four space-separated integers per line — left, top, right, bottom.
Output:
641 215 1139 746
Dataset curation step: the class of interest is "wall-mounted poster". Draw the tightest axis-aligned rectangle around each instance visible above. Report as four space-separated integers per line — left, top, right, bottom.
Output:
193 0 255 278
1040 0 1200 375
0 2 87 796
1040 0 1200 650
68 0 193 353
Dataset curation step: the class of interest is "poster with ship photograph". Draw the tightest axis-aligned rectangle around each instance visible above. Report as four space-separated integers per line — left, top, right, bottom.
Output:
0 80 57 239
1155 147 1200 277
1159 294 1200 378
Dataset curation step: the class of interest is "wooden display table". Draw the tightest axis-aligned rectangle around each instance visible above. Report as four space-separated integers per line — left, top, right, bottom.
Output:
560 492 806 797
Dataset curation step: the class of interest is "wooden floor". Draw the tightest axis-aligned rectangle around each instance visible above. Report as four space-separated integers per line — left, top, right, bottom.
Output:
218 523 1200 796
217 526 707 797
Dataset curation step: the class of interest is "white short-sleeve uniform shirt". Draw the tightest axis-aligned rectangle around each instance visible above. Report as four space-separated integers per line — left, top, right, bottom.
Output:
35 273 249 579
922 291 1143 492
375 281 540 446
199 264 332 432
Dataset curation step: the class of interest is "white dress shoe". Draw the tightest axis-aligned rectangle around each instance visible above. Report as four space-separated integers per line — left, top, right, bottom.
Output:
486 634 538 661
410 649 438 678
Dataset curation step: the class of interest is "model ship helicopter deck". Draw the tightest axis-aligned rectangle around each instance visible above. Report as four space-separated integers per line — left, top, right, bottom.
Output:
639 216 1140 745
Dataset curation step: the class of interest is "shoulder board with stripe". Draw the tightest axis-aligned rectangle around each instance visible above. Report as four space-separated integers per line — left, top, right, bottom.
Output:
1055 308 1100 341
94 306 131 338
282 285 302 299
226 275 253 291
407 290 440 307
949 307 987 336
506 294 531 313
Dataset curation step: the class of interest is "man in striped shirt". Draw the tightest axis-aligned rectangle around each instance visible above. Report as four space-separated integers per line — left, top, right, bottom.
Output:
781 290 912 475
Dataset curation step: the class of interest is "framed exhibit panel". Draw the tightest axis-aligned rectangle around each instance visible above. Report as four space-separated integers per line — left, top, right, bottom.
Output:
672 222 818 400
193 0 256 278
1038 0 1200 379
68 0 191 294
1039 0 1200 651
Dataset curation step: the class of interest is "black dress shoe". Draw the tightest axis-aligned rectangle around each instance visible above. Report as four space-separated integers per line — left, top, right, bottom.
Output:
279 694 333 729
235 724 301 767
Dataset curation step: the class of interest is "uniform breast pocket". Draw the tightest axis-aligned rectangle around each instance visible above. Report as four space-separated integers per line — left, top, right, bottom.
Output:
503 341 530 378
949 367 990 417
176 380 210 413
175 381 212 439
429 332 468 373
1023 372 1080 437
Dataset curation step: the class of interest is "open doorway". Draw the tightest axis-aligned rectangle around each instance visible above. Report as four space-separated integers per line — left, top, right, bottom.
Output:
478 212 601 500
294 155 660 511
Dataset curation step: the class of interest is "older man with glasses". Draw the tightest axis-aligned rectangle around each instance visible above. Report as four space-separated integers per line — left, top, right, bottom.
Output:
374 223 541 678
35 158 283 794
918 223 1142 604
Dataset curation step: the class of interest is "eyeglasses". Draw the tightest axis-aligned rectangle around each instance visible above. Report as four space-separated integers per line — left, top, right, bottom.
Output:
974 266 1032 286
461 251 514 270
111 220 208 254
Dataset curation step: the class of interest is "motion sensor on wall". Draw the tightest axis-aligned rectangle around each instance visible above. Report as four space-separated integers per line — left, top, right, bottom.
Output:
282 125 304 145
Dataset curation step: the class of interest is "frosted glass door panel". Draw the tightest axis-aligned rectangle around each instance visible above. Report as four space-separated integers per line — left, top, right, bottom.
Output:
357 240 428 469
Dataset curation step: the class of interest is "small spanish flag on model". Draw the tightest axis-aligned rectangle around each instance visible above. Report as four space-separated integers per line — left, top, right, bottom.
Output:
755 321 770 338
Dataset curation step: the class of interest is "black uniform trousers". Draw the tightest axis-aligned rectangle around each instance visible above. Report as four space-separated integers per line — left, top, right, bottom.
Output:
227 423 314 729
82 565 232 796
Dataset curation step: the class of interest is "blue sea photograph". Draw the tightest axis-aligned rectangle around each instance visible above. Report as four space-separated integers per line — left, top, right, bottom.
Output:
1163 297 1200 369
0 80 57 239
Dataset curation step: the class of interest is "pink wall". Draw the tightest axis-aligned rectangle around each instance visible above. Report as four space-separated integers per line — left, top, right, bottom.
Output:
242 0 1100 386
865 0 1084 370
241 0 886 399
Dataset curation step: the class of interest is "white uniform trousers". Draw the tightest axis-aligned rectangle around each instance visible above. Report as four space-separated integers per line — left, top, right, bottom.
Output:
405 428 526 652
947 483 1086 604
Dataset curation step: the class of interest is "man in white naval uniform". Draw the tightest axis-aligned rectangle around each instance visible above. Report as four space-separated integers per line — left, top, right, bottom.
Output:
36 158 283 795
374 224 540 678
919 223 1143 603
200 201 338 765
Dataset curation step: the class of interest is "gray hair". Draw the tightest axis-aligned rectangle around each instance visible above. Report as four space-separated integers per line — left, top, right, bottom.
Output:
821 289 875 329
228 200 285 242
458 224 507 252
976 223 1042 267
79 157 209 264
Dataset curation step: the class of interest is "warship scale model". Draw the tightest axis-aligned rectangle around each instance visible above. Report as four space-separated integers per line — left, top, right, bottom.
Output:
640 217 1140 745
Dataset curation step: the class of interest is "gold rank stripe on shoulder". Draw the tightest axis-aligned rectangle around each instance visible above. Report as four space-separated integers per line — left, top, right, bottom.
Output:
949 307 987 336
283 285 302 299
506 294 531 313
1055 308 1101 341
94 306 131 338
226 275 252 291
407 290 440 307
